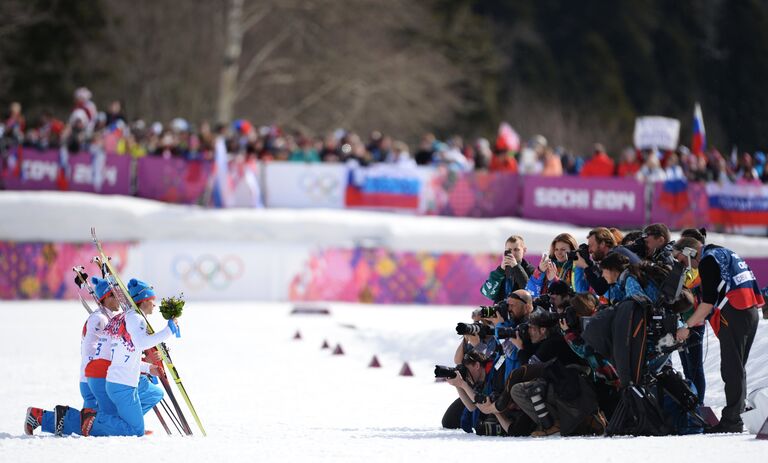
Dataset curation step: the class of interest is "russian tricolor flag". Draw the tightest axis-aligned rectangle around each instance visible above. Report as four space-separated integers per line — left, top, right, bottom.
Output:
692 102 706 156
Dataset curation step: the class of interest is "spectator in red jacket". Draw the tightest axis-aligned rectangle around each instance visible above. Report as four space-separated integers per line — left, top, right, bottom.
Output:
489 147 519 173
616 147 641 178
580 143 615 177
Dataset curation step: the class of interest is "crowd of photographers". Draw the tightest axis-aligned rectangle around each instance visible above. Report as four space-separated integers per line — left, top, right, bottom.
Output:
438 224 766 437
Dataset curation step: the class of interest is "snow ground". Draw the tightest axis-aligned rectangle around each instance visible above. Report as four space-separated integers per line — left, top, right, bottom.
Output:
1 301 767 463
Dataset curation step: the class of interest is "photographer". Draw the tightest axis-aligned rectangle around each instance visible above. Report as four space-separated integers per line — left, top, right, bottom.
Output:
598 253 657 305
548 280 575 312
507 311 602 436
642 223 675 266
453 308 497 365
676 228 707 405
526 233 590 298
559 293 621 419
444 352 532 436
673 237 764 433
481 235 535 304
575 227 641 296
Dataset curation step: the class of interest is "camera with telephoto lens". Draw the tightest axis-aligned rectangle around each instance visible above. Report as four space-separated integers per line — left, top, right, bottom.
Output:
456 322 493 336
566 243 590 262
557 306 582 331
434 364 469 380
493 322 530 342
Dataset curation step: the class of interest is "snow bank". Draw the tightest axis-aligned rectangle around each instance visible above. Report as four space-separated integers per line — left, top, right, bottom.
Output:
2 191 768 256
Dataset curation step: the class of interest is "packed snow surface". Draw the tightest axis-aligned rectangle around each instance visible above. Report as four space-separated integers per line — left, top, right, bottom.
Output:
1 301 767 462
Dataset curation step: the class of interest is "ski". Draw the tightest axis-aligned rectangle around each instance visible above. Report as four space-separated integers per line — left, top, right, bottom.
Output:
72 265 176 436
90 227 207 436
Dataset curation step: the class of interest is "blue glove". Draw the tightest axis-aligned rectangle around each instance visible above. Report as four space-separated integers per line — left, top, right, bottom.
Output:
149 374 159 384
168 319 181 338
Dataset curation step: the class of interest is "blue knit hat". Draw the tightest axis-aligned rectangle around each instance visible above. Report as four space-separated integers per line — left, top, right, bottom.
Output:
91 276 113 301
127 278 156 304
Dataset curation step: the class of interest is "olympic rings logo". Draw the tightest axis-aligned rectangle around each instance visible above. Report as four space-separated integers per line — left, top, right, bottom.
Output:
171 254 245 291
298 172 341 201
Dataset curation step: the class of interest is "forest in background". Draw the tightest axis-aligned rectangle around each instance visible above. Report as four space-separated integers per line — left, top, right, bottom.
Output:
2 0 767 155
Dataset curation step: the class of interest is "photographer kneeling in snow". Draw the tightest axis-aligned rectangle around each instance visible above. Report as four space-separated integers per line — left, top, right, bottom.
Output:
506 311 605 437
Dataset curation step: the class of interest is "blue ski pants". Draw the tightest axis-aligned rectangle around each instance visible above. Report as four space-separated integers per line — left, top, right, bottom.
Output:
89 382 144 436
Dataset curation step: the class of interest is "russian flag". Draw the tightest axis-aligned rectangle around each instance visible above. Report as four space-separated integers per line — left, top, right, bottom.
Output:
692 102 706 156
658 178 689 213
345 166 420 209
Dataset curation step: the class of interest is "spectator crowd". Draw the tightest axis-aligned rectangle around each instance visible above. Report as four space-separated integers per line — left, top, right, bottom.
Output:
2 88 768 185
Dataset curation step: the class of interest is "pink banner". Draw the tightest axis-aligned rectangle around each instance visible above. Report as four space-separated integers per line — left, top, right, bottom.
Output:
135 156 212 205
289 247 498 305
3 149 131 194
522 176 646 227
425 168 521 217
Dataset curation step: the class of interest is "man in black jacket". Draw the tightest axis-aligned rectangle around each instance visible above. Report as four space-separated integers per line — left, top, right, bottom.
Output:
574 227 640 295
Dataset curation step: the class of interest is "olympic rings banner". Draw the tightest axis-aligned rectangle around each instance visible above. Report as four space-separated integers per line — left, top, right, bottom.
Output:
262 162 347 208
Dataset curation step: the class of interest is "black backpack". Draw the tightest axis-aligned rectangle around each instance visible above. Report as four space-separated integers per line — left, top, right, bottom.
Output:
606 385 669 436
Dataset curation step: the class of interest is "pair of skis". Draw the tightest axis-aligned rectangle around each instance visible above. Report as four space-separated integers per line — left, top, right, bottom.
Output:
82 228 206 436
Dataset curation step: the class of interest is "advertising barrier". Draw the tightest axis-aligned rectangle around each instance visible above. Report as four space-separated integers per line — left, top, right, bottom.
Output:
344 164 423 211
522 176 646 227
650 180 710 230
3 149 131 194
706 182 768 226
263 162 346 208
5 151 768 230
135 156 212 204
424 168 520 218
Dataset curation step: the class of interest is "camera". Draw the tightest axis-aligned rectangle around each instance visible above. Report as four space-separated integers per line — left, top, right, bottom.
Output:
473 391 499 404
456 322 492 336
494 322 530 342
557 307 580 331
566 243 590 262
625 234 648 258
533 294 553 312
475 300 509 320
434 364 468 380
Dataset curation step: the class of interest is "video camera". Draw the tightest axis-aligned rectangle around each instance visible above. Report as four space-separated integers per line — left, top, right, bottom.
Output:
566 243 590 262
434 364 469 380
647 259 692 354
